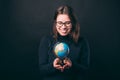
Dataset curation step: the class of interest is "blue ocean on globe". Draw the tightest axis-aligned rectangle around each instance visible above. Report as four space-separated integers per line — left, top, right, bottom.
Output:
54 42 69 59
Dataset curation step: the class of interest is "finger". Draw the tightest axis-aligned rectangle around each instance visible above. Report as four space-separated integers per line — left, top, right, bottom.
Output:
64 63 71 69
56 58 59 61
63 64 68 69
55 64 61 67
55 65 63 69
56 67 63 70
56 64 62 67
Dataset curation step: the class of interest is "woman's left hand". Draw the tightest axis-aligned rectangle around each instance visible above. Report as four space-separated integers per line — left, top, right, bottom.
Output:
63 58 72 70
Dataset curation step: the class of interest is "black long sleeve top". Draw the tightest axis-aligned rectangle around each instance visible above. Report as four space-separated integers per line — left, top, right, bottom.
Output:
38 35 90 80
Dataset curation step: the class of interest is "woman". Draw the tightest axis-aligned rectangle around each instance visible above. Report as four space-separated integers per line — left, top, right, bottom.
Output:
38 5 90 80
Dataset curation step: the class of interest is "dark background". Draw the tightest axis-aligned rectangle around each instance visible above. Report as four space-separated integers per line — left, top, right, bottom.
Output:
0 0 119 80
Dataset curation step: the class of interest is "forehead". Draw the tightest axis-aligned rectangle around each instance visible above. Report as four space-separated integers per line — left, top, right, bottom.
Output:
56 14 70 21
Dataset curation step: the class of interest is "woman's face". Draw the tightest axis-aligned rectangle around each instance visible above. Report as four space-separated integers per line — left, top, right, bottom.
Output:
56 14 72 36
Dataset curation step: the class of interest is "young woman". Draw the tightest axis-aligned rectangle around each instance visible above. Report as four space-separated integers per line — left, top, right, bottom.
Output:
38 5 90 80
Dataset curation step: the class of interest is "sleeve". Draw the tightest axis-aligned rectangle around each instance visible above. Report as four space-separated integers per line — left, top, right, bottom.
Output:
73 38 90 71
63 38 90 74
38 36 58 76
72 38 90 79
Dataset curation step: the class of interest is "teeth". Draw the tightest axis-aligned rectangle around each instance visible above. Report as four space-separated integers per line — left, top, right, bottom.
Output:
62 32 66 33
62 30 67 32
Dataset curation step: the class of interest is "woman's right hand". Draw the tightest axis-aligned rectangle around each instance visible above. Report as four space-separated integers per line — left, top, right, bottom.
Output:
53 58 63 71
53 58 62 70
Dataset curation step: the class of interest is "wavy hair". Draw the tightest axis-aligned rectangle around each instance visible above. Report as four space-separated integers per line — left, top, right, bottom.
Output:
52 5 80 43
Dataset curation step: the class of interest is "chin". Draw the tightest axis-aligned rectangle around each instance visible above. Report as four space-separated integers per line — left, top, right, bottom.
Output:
60 33 68 36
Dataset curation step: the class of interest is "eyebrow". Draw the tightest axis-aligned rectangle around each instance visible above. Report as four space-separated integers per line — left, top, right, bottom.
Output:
56 21 71 22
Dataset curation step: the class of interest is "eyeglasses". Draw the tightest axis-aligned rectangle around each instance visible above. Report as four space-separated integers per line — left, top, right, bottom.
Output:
56 21 72 28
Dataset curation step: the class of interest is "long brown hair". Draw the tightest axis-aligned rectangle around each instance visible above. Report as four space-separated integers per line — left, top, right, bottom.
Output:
52 5 80 43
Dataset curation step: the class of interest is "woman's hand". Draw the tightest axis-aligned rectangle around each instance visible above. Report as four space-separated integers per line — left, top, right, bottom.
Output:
63 58 72 70
53 58 63 70
53 58 72 72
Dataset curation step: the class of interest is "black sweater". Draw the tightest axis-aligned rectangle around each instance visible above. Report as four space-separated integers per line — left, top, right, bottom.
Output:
38 35 90 80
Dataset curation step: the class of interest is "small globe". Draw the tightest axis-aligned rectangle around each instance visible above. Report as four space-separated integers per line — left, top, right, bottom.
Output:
54 42 69 59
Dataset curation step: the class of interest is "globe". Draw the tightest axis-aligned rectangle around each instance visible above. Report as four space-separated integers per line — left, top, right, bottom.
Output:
54 42 69 59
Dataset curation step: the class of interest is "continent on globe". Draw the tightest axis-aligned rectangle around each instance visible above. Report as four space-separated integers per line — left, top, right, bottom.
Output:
54 42 69 59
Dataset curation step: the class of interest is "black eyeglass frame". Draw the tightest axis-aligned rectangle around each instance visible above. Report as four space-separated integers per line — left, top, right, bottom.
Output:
56 21 72 28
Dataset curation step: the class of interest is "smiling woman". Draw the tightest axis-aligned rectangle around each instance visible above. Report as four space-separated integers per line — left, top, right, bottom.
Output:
38 5 90 80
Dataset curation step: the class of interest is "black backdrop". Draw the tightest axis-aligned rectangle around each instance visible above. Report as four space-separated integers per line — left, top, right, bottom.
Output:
0 0 119 80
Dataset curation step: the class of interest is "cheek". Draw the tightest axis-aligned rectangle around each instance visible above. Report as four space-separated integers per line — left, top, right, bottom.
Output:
56 27 60 32
68 28 72 32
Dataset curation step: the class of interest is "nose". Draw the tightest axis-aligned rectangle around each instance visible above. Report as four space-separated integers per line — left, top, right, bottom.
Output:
61 24 66 29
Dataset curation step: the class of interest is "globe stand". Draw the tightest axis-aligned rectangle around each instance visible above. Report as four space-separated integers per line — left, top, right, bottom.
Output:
58 59 64 66
58 57 69 66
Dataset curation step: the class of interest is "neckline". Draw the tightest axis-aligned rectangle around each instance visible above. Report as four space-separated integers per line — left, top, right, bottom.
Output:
57 34 69 40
